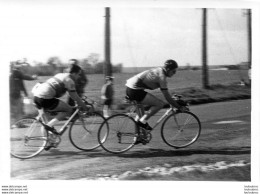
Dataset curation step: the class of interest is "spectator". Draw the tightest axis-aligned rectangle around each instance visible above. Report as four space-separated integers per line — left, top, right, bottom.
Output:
101 76 114 118
66 59 88 106
248 66 251 86
9 61 37 123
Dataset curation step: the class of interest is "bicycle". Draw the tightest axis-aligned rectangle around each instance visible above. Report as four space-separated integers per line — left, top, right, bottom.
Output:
10 96 108 159
97 94 201 154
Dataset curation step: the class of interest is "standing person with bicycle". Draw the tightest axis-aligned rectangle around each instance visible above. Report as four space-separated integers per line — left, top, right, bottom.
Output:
125 59 188 131
32 64 89 136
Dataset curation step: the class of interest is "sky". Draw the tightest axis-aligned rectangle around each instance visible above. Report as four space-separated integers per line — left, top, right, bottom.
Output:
0 1 251 67
1 1 260 193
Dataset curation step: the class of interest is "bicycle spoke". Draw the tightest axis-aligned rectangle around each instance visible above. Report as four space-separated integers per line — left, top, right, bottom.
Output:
98 114 137 154
10 118 47 159
69 112 106 151
161 112 201 148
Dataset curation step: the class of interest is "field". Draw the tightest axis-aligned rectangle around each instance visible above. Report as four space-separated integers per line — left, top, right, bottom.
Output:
24 69 249 105
11 69 251 182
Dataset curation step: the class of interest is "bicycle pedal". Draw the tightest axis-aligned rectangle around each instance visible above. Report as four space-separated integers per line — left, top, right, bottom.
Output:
140 138 149 145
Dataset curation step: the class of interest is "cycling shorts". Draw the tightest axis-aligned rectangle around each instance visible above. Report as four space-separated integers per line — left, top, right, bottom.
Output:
33 96 59 110
126 87 147 102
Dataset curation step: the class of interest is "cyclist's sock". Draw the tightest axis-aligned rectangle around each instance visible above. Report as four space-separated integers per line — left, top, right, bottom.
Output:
139 118 147 124
47 118 59 127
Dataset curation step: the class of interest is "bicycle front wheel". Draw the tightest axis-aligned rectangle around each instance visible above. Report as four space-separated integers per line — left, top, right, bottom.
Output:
10 118 48 159
161 111 201 148
98 114 138 154
69 112 107 151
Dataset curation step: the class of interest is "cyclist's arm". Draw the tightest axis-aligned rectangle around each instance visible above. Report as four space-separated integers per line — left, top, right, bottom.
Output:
68 91 88 110
161 89 182 109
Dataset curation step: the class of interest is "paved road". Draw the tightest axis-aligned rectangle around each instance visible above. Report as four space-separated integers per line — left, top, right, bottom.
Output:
11 99 251 180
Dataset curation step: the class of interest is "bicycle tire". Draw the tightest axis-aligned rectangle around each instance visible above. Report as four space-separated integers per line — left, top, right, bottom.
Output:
69 112 107 151
10 118 48 159
161 111 201 148
98 114 138 154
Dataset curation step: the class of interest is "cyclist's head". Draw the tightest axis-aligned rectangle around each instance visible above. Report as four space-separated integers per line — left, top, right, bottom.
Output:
69 59 78 66
105 76 114 83
69 64 81 74
163 59 178 77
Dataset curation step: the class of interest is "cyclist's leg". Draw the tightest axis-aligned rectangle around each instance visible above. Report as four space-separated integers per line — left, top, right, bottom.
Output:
139 93 164 121
126 87 164 129
47 100 73 127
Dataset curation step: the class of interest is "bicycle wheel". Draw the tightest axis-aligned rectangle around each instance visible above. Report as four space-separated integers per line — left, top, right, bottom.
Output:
69 112 107 151
161 111 201 148
10 118 48 159
98 114 138 154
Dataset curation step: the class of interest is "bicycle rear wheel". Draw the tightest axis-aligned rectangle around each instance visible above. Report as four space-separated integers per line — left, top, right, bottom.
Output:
69 112 107 151
10 118 48 159
98 114 137 154
161 111 201 148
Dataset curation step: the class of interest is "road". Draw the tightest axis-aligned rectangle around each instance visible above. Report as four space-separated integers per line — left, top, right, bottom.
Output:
11 99 251 180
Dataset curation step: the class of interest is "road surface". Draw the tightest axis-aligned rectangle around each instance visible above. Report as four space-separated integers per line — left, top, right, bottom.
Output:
11 99 251 181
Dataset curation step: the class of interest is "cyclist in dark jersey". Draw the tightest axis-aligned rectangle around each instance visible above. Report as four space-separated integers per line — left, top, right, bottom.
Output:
125 59 188 131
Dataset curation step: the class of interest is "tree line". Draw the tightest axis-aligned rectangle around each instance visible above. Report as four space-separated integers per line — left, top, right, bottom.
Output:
19 54 123 76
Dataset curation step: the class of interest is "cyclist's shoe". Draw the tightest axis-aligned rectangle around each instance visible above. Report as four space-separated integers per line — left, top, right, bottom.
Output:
44 143 56 151
45 133 59 151
134 138 148 145
134 137 143 145
134 134 150 145
137 121 152 131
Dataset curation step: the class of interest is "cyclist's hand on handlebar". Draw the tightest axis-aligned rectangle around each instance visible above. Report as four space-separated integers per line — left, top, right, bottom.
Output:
80 105 89 112
87 105 94 113
178 106 189 112
80 105 94 112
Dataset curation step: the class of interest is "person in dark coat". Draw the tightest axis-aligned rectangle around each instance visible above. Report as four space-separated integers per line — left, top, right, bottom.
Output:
66 59 88 106
10 61 37 123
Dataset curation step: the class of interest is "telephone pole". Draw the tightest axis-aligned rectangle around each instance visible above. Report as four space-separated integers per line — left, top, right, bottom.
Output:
202 8 210 89
247 9 252 69
104 7 112 79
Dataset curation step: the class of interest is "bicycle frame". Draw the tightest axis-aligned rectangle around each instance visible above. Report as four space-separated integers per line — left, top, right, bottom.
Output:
37 107 81 136
131 102 176 130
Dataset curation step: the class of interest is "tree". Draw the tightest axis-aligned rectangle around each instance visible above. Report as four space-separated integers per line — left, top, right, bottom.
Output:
47 56 62 74
87 53 100 66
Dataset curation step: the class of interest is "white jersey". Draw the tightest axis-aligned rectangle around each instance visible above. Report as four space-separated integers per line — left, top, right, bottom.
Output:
33 73 76 99
126 67 168 90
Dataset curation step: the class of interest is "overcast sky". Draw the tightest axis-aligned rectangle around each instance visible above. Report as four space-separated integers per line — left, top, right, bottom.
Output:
0 1 250 67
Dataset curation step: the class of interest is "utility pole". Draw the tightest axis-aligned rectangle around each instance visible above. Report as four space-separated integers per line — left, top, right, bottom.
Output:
247 9 252 69
202 8 210 89
104 7 112 79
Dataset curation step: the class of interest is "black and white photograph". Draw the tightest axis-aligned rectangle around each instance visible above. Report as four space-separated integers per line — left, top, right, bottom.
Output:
0 0 259 193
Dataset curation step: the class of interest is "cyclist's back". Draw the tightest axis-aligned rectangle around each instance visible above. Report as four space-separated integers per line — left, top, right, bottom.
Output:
33 73 75 99
126 67 167 90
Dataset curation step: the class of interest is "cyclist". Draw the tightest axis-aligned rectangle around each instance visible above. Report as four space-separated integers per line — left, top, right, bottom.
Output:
125 59 188 131
32 64 89 148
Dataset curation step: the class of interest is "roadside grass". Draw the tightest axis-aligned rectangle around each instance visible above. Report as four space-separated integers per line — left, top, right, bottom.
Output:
21 70 251 117
115 83 251 110
23 82 251 117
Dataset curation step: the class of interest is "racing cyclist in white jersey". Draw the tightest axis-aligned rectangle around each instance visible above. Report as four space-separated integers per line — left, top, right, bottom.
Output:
125 59 188 131
32 64 89 136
